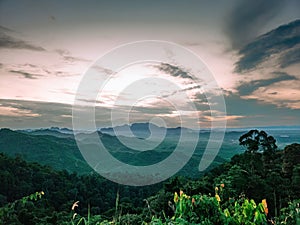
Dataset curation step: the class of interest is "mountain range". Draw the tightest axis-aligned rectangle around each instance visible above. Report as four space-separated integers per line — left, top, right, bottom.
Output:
0 123 299 177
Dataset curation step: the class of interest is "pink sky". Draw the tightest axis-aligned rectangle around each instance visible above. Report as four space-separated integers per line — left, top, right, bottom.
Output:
0 0 300 129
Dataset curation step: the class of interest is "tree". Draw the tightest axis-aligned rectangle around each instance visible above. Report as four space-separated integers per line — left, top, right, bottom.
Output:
239 130 277 154
282 143 300 178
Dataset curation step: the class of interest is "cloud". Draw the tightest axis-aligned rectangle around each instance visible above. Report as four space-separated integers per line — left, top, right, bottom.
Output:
3 62 77 79
152 63 207 101
5 63 51 79
55 49 70 56
225 0 285 49
155 63 194 80
242 80 300 109
231 20 300 110
0 99 72 128
0 94 299 129
9 70 41 79
235 19 300 72
237 72 297 95
0 25 13 32
202 115 245 122
0 26 45 51
0 99 71 116
0 105 40 118
49 15 56 21
92 65 115 75
0 99 177 129
55 48 91 63
222 91 300 127
279 45 300 68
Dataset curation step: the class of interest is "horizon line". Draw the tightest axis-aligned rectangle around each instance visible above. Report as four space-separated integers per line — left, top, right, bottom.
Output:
1 123 300 131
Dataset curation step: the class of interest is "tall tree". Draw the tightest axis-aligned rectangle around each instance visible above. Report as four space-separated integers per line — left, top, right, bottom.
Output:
239 130 277 154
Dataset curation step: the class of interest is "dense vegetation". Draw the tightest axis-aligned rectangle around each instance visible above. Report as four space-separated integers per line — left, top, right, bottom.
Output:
0 152 164 224
0 128 92 174
0 128 229 178
0 130 299 224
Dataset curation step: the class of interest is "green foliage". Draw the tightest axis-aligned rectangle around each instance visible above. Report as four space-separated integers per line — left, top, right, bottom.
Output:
21 191 44 204
0 191 45 225
0 153 161 224
276 200 300 224
187 147 298 217
0 128 92 174
70 200 145 225
149 187 268 225
0 130 300 224
239 130 277 154
282 143 300 177
0 128 229 178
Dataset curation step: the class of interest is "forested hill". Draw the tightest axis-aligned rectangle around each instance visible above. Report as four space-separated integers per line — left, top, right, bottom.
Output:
0 128 92 174
0 128 228 178
1 126 299 178
0 152 162 224
0 140 299 224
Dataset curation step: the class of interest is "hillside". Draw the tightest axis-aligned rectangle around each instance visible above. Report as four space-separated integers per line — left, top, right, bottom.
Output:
0 128 92 174
0 128 228 177
1 125 300 178
0 152 162 224
0 141 299 224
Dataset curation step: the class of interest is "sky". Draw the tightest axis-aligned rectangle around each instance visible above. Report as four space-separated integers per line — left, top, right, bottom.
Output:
0 0 300 129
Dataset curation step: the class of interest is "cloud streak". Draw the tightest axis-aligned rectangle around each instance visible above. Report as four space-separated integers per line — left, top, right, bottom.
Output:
55 49 91 63
155 63 194 80
237 72 297 95
9 70 41 79
0 99 72 128
242 80 300 109
279 45 300 68
232 19 300 110
0 26 45 51
235 19 300 72
2 62 78 80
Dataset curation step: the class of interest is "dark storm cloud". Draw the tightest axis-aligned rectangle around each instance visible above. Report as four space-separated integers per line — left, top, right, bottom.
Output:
237 72 297 95
0 26 45 51
235 19 300 72
226 0 284 49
